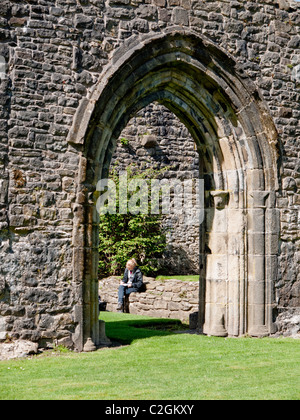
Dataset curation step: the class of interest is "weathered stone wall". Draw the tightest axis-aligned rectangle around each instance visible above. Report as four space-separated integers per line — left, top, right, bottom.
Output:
112 102 200 274
99 276 199 323
0 0 298 348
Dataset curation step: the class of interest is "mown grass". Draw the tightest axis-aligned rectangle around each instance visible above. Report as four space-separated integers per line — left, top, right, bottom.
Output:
0 312 299 400
155 275 199 282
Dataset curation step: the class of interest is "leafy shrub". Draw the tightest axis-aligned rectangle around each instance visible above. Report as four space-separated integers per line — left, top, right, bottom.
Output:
98 164 167 278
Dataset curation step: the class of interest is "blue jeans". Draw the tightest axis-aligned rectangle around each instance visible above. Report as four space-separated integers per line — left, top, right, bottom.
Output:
118 285 136 304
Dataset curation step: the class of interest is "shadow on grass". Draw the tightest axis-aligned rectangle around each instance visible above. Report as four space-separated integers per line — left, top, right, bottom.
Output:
102 313 190 345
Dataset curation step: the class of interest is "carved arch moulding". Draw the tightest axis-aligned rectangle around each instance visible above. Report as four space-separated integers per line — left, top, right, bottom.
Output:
67 28 280 351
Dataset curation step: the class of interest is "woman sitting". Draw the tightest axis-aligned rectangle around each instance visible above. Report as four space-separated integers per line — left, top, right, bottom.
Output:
116 259 143 311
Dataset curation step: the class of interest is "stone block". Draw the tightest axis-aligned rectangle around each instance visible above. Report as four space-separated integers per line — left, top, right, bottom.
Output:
168 301 180 311
228 233 244 256
203 302 227 337
206 255 228 281
206 207 228 233
181 0 191 10
0 317 7 341
227 209 245 233
265 233 279 255
154 300 168 309
265 256 278 285
153 0 166 7
248 232 265 255
207 232 228 254
265 208 280 234
227 255 240 281
248 280 266 305
171 7 189 26
247 208 265 232
246 169 265 191
219 138 236 171
158 8 170 22
141 135 158 148
248 255 265 281
74 14 93 29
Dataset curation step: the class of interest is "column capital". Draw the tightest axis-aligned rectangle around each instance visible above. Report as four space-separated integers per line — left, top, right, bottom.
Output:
250 191 269 208
210 190 229 209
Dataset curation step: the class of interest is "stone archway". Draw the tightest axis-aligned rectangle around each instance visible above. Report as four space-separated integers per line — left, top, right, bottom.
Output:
67 28 280 351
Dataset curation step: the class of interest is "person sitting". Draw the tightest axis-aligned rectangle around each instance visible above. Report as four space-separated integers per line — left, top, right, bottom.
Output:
116 259 143 311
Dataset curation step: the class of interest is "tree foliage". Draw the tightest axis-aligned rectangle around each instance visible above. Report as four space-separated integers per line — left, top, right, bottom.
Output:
98 165 167 278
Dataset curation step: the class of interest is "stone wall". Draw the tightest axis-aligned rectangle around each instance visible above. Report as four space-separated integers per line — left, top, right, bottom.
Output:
0 0 299 348
99 276 199 323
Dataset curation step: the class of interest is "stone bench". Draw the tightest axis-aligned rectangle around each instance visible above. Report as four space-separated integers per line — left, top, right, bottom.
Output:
99 276 199 324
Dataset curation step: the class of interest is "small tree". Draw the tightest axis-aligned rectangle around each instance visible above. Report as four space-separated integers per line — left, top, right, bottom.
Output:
98 164 167 278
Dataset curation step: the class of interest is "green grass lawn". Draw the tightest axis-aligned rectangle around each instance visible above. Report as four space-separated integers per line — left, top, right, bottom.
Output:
0 312 299 400
156 275 199 282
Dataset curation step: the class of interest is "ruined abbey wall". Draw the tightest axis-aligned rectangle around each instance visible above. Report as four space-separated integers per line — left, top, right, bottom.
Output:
0 0 299 349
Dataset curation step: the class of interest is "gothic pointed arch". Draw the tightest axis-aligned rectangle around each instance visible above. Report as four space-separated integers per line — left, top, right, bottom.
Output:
68 28 280 351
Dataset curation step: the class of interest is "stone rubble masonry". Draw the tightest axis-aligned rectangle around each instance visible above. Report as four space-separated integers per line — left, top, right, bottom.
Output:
0 0 298 350
0 339 38 361
99 276 199 323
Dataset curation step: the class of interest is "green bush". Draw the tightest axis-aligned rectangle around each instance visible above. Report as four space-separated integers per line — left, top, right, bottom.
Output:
98 164 167 278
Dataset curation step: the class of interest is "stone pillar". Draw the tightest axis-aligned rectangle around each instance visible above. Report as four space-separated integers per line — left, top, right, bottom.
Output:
227 208 246 337
198 241 206 333
203 191 229 337
83 204 101 351
265 196 279 335
247 191 270 337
